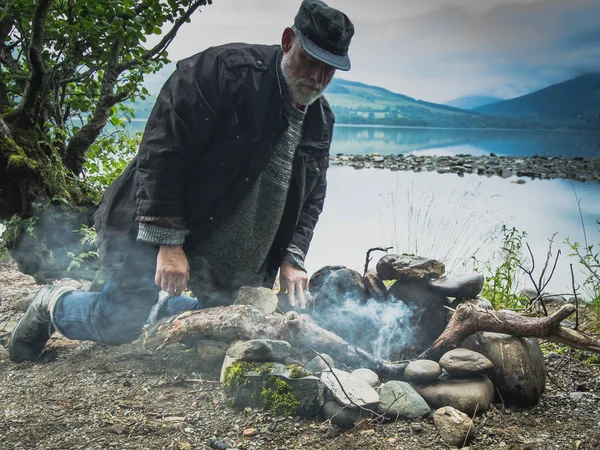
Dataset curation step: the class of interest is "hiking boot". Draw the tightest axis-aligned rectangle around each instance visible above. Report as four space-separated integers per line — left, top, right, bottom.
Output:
8 285 75 363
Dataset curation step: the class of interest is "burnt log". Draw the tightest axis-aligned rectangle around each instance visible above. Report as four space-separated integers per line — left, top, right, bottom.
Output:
144 305 407 380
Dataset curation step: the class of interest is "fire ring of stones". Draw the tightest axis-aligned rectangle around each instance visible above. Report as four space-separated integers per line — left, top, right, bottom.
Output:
149 254 548 448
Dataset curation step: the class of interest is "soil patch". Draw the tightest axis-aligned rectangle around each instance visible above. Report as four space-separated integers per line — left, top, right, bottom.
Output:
1 262 600 449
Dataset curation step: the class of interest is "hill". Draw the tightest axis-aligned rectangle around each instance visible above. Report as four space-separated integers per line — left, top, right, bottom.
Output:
475 73 600 129
323 78 530 129
445 95 504 110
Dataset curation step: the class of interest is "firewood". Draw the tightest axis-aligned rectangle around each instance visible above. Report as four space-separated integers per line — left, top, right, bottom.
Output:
143 305 408 379
419 303 600 360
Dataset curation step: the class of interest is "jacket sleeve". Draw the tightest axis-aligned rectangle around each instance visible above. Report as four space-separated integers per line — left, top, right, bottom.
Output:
134 51 227 220
287 158 329 259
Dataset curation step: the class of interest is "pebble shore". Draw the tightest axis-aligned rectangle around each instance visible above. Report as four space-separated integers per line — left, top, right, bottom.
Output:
330 153 600 183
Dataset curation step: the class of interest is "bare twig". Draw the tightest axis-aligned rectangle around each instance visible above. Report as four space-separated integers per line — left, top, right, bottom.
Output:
310 348 386 422
363 246 392 277
570 263 579 330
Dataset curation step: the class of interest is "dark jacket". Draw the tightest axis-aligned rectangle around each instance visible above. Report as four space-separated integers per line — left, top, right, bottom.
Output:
94 43 334 285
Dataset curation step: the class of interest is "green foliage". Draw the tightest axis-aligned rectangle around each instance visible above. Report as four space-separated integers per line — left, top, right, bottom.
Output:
260 377 300 417
566 221 600 330
474 225 529 310
66 225 99 271
81 132 140 202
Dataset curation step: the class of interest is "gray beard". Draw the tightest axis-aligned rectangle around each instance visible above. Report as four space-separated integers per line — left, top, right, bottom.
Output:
280 53 327 106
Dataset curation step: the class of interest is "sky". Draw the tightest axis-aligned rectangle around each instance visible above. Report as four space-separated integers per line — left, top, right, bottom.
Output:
146 0 600 104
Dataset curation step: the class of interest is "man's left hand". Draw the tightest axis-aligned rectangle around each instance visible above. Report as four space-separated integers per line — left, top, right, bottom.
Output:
279 260 309 309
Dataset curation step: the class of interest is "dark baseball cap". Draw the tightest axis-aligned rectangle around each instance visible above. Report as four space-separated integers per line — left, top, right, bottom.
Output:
293 0 355 71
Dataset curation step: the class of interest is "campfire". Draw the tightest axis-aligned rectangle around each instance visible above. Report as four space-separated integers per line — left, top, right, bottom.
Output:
144 253 600 448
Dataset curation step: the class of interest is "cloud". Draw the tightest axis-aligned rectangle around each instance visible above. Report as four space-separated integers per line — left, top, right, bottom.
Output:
148 0 600 103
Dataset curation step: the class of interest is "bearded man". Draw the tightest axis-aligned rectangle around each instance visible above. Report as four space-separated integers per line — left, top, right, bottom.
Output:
9 0 354 363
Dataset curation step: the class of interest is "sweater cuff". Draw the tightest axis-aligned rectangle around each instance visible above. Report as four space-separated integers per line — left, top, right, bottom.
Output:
137 223 189 246
283 251 306 272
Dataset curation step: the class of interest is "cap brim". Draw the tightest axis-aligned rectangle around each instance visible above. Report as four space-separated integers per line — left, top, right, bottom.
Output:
297 32 351 71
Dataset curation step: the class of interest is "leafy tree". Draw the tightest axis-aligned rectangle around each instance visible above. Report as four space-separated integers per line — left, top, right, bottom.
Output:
0 0 211 279
1 0 211 217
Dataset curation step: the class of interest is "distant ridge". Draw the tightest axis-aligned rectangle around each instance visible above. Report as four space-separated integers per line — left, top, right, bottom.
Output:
475 73 600 128
445 95 504 110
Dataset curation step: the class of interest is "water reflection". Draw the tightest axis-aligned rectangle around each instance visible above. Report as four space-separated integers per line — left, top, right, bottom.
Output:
331 126 600 158
306 167 600 296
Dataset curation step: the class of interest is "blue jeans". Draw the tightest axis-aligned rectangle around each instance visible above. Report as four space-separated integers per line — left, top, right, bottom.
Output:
53 239 205 345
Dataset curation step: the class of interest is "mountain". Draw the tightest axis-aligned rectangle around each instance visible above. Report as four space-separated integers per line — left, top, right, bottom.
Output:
323 78 530 129
475 73 600 129
445 95 504 110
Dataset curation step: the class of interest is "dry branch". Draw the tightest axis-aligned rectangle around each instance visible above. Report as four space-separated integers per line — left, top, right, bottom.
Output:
419 303 600 360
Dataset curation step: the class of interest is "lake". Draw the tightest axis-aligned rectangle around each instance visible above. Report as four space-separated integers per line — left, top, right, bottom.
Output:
125 122 600 296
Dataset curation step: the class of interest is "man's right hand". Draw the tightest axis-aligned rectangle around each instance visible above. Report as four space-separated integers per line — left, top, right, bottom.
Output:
155 245 189 296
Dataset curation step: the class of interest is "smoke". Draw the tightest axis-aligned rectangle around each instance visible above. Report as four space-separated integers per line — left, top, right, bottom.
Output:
310 275 417 361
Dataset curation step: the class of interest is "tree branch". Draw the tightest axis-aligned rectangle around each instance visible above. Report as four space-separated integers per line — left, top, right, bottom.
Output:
119 0 207 71
5 0 53 127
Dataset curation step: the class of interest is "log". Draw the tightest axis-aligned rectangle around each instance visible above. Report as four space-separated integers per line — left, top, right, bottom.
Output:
144 305 407 380
419 303 600 360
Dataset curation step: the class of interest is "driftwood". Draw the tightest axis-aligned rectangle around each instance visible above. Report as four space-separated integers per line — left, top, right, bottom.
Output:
419 303 600 361
144 305 407 379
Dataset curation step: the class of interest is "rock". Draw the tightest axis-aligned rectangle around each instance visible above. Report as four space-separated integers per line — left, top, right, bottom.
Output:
0 346 9 362
311 267 368 308
222 361 325 417
404 360 442 384
376 254 445 281
351 368 380 388
433 406 475 447
439 348 493 377
414 376 494 416
304 354 334 374
545 352 561 361
321 401 371 429
363 270 387 300
376 381 430 419
321 369 379 408
226 339 292 363
195 340 230 375
242 427 258 437
520 289 567 305
569 391 598 403
308 265 349 296
462 332 545 407
387 279 449 353
428 273 484 299
234 287 278 314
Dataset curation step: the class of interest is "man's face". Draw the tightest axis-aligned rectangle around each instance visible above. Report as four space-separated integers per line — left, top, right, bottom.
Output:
281 37 336 106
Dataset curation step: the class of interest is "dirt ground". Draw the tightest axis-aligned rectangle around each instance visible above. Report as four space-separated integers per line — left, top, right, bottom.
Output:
1 261 600 450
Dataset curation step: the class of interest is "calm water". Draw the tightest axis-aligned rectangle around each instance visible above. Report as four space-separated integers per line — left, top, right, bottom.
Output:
127 121 600 158
123 122 600 295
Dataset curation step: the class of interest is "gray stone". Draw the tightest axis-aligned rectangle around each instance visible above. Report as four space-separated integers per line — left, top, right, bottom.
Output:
428 273 484 299
221 361 325 417
234 286 278 314
569 392 598 403
376 381 430 419
195 340 229 375
414 376 494 416
321 401 371 429
321 369 379 408
376 254 445 281
304 353 334 374
439 348 493 377
404 360 442 384
363 270 387 300
462 332 546 407
433 406 476 447
387 279 449 353
226 339 292 363
351 368 380 388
